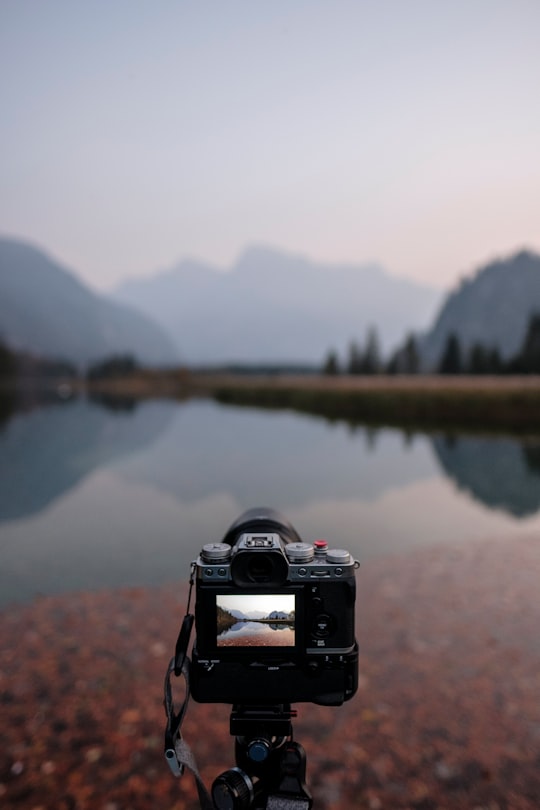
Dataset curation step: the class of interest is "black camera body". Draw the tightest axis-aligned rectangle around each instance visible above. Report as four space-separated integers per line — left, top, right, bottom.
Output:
190 508 358 707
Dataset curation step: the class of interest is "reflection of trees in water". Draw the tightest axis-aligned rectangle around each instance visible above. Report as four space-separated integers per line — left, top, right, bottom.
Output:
87 393 138 413
223 621 294 634
217 607 295 640
523 445 540 474
266 622 295 631
0 396 172 521
0 387 79 432
432 434 540 517
217 623 295 647
0 393 16 431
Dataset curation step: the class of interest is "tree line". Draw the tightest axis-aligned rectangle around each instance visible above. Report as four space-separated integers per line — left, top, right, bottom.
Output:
322 313 540 375
2 313 540 381
0 340 139 382
0 339 78 381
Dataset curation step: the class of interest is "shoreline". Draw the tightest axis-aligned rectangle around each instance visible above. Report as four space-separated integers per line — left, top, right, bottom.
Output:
80 372 540 434
1 532 539 809
4 372 540 434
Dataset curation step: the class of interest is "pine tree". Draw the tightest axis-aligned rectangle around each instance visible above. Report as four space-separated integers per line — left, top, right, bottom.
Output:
402 333 419 374
488 347 503 374
347 341 363 374
322 349 340 375
517 313 540 372
468 343 489 374
361 326 381 374
386 332 420 374
438 333 463 374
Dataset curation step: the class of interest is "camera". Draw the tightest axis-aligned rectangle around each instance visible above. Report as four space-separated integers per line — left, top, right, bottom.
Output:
190 508 359 707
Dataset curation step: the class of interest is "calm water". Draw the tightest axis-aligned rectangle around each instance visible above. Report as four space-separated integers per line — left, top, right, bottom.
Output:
217 623 295 647
1 395 540 607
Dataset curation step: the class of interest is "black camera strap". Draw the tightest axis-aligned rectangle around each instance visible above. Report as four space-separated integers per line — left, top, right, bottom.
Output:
164 654 214 810
165 658 311 810
164 564 214 810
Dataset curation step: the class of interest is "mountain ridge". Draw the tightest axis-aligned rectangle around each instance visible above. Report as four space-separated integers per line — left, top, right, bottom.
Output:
419 249 540 369
112 245 443 364
4 235 538 371
0 237 179 367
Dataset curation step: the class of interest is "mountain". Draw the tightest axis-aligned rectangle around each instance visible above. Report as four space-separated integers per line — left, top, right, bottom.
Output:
111 245 442 365
419 250 540 370
268 610 291 620
227 609 267 620
0 237 178 367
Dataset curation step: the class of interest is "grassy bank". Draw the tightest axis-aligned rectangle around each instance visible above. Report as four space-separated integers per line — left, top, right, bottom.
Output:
208 374 540 434
82 372 540 433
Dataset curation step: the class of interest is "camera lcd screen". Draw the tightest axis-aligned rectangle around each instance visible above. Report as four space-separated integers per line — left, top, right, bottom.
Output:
216 593 295 647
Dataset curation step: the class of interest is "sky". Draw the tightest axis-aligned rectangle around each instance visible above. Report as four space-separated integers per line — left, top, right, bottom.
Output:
217 593 295 616
1 0 539 292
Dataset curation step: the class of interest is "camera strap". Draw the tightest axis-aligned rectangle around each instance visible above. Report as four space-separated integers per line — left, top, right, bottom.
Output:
164 654 214 810
164 563 213 810
164 658 311 810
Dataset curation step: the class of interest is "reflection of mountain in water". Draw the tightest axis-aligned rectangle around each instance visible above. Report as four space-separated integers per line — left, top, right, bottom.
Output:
0 397 436 526
0 398 174 521
431 435 540 517
226 622 293 634
117 400 438 509
218 622 295 646
3 395 538 527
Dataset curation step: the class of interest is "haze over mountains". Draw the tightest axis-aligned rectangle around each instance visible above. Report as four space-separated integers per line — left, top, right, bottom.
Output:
0 238 178 366
2 235 540 370
112 246 442 364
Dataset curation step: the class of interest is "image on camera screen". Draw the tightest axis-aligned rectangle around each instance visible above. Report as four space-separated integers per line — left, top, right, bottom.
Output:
216 594 295 647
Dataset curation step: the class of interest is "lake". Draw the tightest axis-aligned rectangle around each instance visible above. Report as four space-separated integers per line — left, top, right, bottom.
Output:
1 394 540 608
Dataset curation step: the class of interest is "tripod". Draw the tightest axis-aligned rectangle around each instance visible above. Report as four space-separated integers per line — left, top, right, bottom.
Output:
164 655 314 810
211 704 313 810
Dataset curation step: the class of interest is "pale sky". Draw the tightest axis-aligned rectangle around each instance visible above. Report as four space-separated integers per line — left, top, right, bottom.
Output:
217 593 295 616
1 1 539 292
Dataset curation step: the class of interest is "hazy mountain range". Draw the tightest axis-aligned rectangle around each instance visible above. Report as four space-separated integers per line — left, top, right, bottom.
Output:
2 235 540 369
111 245 443 364
0 238 178 366
224 608 292 621
226 609 268 620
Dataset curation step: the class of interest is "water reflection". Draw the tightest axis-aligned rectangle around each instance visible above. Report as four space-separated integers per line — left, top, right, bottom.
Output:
1 397 539 523
1 397 540 605
0 397 173 520
217 622 295 646
432 435 540 517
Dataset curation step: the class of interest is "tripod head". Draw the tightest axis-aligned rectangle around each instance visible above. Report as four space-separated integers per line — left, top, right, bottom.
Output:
212 704 312 810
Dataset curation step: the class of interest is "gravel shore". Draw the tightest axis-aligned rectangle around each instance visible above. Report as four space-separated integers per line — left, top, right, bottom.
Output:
1 533 539 809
